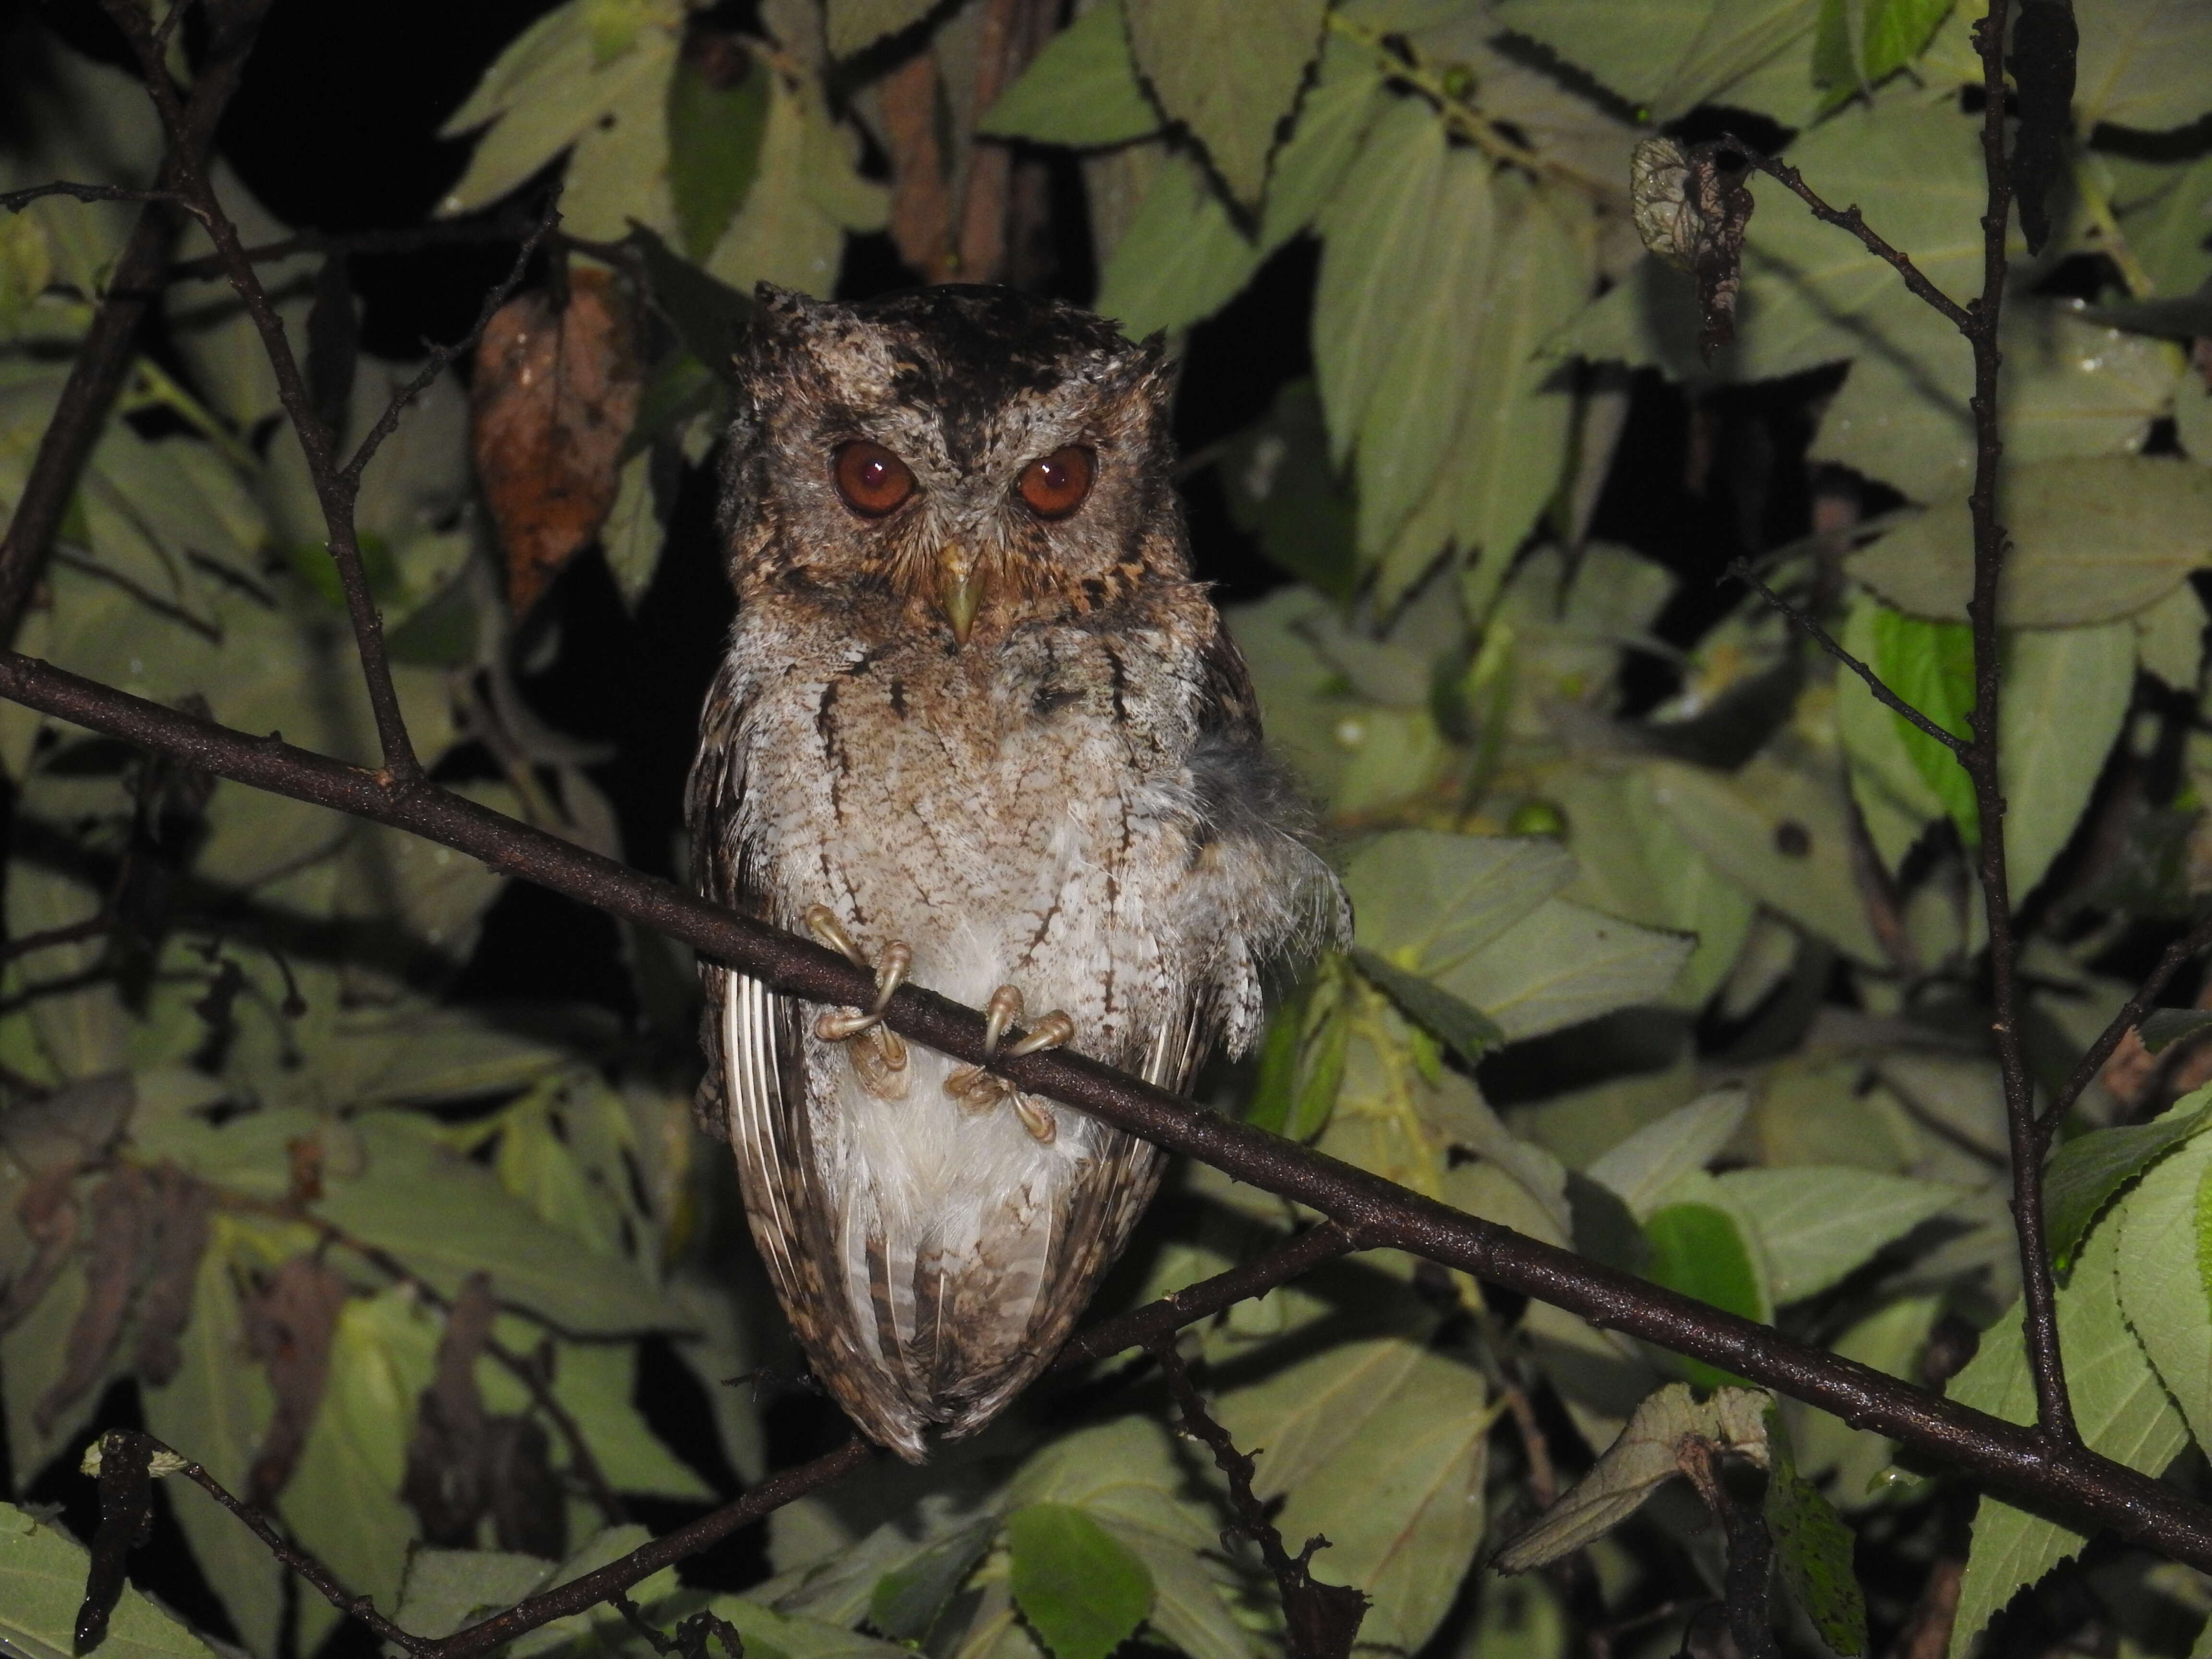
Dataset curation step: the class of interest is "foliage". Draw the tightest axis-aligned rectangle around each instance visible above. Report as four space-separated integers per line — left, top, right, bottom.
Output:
4 0 2212 1657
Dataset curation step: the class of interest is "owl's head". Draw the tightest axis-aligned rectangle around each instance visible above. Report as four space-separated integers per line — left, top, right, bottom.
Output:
719 285 1183 645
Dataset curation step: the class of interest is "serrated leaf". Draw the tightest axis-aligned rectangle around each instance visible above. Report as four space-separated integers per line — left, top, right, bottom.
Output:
0 1503 222 1659
1850 457 2212 627
1495 1383 1771 1572
1123 0 1327 207
982 0 1159 147
1312 97 1449 465
868 1517 997 1641
1718 1166 1958 1304
1092 149 1261 337
1004 1503 1154 1659
1763 1406 1869 1657
1349 948 1505 1067
1491 0 1819 119
1997 620 2136 899
2114 1107 2212 1447
2043 1085 2212 1272
1257 37 1386 251
1947 1222 2190 1659
1587 1089 1751 1218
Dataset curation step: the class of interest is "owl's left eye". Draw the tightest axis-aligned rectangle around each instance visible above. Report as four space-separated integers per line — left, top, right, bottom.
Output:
832 442 916 517
1017 447 1094 519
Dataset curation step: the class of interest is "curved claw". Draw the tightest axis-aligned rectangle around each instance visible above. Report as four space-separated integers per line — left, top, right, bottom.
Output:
1002 1010 1073 1058
804 906 912 1100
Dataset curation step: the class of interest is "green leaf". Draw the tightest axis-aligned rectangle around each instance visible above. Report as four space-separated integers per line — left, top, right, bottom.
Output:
1123 0 1327 207
1092 150 1262 338
1345 830 1575 980
1645 755 1890 967
1644 1202 1763 1389
1350 948 1505 1067
1850 457 2212 627
667 46 769 261
1491 0 1821 120
1313 97 1450 465
1997 621 2136 899
2043 1086 2212 1272
0 1503 223 1659
1947 1221 2190 1659
1868 605 1977 842
868 1518 997 1641
630 226 757 381
1436 900 1694 1045
1718 1167 1958 1304
2113 1109 2212 1448
1216 380 1357 599
824 0 938 58
395 1548 559 1639
1762 1406 1869 1658
1214 1308 1484 1652
603 449 667 611
1004 1503 1154 1659
2072 0 2212 131
1495 1383 1771 1571
313 1116 689 1334
982 0 1160 147
1814 307 2180 506
1588 1089 1750 1218
1257 37 1386 252
2143 1009 2212 1053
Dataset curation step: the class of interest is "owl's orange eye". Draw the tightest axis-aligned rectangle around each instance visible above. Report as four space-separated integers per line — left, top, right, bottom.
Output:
1017 447 1094 519
832 442 915 517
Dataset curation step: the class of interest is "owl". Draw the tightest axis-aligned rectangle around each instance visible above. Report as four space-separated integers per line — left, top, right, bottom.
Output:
687 285 1346 1462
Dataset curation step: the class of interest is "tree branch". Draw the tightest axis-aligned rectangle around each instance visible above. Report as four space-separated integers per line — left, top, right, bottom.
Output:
0 0 270 645
2045 911 2212 1130
3 650 2209 1571
0 181 182 212
93 0 429 786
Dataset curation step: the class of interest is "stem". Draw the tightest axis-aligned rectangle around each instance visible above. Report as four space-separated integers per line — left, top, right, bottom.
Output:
1960 0 2078 1448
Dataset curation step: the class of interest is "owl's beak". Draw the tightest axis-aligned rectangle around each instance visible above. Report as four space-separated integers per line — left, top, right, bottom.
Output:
936 542 986 645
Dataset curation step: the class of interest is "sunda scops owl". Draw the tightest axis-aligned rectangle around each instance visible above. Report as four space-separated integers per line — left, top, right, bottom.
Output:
688 285 1346 1461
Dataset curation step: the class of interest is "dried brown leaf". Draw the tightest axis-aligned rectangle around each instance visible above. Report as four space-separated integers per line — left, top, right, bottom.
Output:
472 267 644 616
35 1165 155 1435
132 1167 215 1385
243 1253 354 1506
0 1167 81 1332
402 1270 496 1544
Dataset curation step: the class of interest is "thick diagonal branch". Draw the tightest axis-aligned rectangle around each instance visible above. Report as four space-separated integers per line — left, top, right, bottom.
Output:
1 650 2206 1575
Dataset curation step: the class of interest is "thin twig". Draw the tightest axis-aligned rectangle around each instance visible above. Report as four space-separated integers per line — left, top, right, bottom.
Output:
4 649 2210 1569
1720 134 1974 332
167 213 559 281
1149 1338 1368 1659
339 194 560 487
1955 0 2078 1448
93 0 426 785
2044 912 2212 1133
1731 562 1968 755
0 0 271 645
0 181 183 213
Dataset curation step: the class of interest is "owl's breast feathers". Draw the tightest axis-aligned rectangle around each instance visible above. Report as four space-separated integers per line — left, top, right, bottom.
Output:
690 584 1344 1459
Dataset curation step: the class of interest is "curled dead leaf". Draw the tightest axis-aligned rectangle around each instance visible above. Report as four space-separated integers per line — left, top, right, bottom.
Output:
473 266 644 616
243 1253 355 1506
132 1167 215 1385
36 1165 155 1436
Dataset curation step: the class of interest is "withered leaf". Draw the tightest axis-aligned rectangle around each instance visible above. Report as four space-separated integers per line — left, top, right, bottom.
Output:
0 1166 81 1333
132 1167 215 1385
1629 136 1755 361
472 267 644 616
402 1271 496 1545
243 1253 354 1507
35 1165 154 1436
0 1071 134 1176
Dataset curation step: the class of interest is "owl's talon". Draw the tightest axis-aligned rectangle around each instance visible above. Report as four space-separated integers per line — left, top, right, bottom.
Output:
804 907 911 1099
946 986 1072 1134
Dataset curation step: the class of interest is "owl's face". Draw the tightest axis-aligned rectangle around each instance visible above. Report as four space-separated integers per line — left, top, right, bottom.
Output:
720 286 1185 645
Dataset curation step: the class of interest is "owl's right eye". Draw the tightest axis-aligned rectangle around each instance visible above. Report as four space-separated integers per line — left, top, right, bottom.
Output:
832 442 916 517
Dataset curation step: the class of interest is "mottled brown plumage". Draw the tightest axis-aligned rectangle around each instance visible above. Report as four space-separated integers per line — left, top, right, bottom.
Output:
688 285 1344 1461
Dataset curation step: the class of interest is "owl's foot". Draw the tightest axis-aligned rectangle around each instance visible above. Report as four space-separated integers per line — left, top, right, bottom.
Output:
805 905 912 1100
946 985 1074 1143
